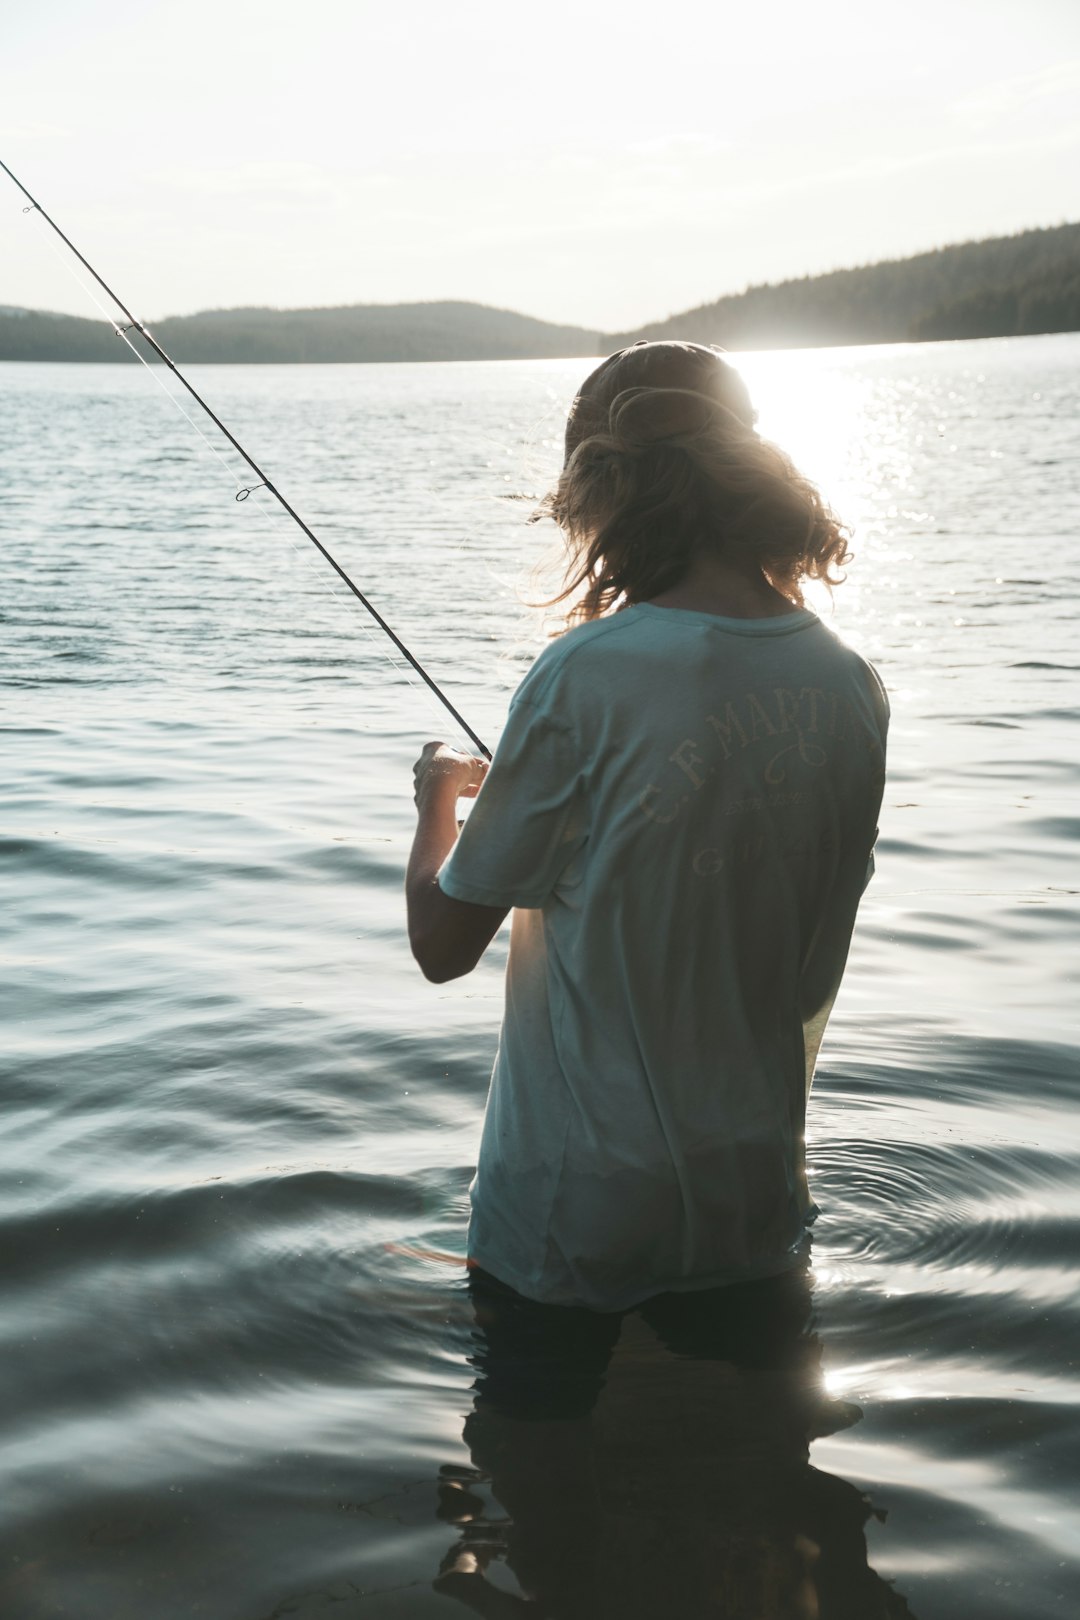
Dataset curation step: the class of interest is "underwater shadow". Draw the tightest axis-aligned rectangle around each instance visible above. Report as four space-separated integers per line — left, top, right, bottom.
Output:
434 1263 916 1619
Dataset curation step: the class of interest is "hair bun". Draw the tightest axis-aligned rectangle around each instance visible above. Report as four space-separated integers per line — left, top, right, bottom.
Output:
608 386 746 456
537 344 849 631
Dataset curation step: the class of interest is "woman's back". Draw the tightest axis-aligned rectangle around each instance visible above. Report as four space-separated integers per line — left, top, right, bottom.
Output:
440 600 887 1307
407 338 888 1309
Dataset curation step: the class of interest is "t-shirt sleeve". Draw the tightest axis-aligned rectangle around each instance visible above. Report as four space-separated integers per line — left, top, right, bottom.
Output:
862 658 889 891
438 695 587 910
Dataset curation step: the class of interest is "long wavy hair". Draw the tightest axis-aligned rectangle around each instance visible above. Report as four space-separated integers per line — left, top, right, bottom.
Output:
534 341 851 627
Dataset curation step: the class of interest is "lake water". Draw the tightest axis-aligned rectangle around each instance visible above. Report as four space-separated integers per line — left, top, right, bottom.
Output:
2 335 1078 1619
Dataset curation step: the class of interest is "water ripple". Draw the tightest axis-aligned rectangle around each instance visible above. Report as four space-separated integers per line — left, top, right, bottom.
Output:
3 340 1079 1619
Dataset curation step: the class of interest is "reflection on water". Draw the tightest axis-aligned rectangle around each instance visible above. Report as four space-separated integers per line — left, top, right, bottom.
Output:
2 338 1080 1618
433 1264 915 1620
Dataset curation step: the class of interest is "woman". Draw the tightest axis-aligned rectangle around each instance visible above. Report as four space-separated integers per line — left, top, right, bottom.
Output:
406 340 887 1312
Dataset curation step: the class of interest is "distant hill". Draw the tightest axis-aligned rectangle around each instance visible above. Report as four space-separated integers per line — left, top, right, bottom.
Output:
608 224 1080 350
0 300 603 364
2 224 1078 363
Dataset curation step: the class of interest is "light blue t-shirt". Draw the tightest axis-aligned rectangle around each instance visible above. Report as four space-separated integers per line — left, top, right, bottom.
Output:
439 604 888 1309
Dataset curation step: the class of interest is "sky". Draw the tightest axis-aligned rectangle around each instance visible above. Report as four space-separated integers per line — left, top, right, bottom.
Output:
2 0 1079 331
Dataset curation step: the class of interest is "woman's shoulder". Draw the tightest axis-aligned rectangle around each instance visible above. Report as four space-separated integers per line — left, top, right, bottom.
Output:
513 611 647 710
808 621 890 735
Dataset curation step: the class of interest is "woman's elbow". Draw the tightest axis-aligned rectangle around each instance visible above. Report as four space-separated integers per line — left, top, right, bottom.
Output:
409 926 475 984
406 888 506 982
416 952 466 985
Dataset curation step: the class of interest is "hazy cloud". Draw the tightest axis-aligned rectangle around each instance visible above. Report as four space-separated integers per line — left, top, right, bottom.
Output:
953 59 1080 131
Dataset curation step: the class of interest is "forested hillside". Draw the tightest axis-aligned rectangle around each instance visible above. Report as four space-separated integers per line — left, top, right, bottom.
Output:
608 224 1080 350
0 301 602 364
2 224 1077 362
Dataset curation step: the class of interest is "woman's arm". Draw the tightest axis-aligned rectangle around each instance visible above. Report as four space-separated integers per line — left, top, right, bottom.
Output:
406 743 509 983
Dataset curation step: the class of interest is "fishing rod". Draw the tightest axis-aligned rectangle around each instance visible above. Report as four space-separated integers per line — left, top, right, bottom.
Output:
0 157 491 759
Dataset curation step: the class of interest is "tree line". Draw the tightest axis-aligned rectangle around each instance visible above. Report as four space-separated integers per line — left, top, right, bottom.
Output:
610 224 1080 350
2 224 1078 363
0 300 602 364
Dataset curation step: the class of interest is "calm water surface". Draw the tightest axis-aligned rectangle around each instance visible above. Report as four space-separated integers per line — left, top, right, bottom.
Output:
2 337 1079 1618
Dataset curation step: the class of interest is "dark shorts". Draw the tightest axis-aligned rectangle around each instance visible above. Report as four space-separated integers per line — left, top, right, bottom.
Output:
466 1262 813 1421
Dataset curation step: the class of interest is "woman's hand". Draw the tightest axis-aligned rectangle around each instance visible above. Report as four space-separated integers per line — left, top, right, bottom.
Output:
413 741 488 809
406 743 505 983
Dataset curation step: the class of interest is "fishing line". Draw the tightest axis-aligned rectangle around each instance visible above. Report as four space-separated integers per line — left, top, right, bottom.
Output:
1 158 491 758
27 214 463 728
17 187 469 732
32 223 254 484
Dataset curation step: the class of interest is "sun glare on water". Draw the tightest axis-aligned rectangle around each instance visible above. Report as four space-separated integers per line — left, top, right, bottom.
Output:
738 346 915 646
